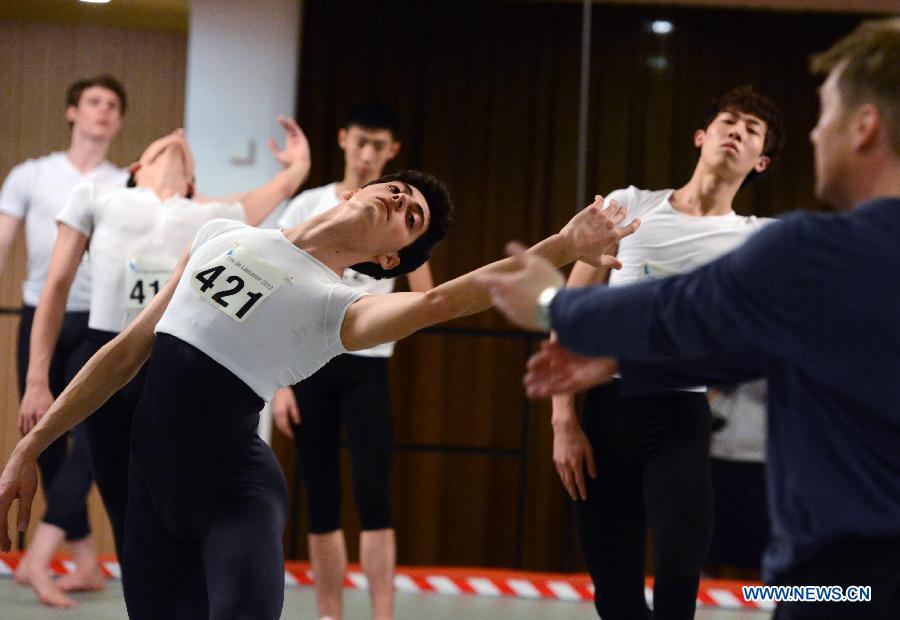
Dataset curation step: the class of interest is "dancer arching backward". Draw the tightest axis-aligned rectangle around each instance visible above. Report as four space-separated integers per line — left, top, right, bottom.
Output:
0 171 638 619
17 117 310 565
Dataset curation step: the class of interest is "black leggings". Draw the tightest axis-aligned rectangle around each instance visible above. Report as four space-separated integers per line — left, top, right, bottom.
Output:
291 354 393 533
80 329 148 560
17 305 93 541
123 333 288 620
576 381 713 620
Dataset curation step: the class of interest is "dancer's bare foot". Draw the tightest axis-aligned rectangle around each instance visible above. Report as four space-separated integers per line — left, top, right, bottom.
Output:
13 555 32 586
14 523 66 589
22 562 78 608
58 563 107 592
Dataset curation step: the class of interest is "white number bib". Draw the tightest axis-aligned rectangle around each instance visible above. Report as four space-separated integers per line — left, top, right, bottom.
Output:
125 255 178 309
191 246 285 322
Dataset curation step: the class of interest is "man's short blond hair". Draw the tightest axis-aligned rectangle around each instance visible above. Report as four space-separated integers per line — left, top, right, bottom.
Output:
811 18 900 156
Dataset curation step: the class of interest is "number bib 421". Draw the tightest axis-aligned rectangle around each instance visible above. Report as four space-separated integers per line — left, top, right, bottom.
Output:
125 255 178 309
191 246 286 322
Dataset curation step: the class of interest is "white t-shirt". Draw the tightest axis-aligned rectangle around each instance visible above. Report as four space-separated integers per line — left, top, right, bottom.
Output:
57 183 245 332
605 186 773 391
279 182 396 357
155 219 365 401
608 186 772 286
0 152 127 310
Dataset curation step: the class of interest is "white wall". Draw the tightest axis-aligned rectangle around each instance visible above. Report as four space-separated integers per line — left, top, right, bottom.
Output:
184 0 300 201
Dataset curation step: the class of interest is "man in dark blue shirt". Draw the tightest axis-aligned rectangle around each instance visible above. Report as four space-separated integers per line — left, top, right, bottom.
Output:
480 17 900 619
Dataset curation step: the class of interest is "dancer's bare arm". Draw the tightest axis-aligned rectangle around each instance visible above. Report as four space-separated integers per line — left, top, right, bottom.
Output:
341 196 639 351
19 225 89 434
0 213 20 273
241 117 311 226
550 250 616 500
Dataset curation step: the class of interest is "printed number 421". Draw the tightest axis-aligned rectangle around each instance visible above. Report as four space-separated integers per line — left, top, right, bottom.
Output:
195 265 262 319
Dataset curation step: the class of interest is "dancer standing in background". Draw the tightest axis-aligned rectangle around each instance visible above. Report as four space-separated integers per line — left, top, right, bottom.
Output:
0 75 127 607
550 86 782 619
272 102 429 620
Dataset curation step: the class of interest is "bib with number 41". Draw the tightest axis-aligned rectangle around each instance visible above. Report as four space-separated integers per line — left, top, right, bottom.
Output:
125 255 178 310
191 246 286 322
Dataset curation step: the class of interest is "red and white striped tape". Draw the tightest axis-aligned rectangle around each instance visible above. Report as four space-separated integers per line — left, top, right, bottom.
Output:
0 553 773 611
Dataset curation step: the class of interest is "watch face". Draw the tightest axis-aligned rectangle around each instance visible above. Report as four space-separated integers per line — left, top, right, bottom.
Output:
537 286 559 331
538 286 559 305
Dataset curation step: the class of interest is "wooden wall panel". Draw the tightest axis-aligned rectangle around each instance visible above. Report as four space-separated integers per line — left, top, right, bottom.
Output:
0 19 186 557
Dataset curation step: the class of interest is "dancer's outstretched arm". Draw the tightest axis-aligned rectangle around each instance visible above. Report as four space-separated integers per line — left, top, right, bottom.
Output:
341 196 639 351
18 224 89 434
241 116 311 226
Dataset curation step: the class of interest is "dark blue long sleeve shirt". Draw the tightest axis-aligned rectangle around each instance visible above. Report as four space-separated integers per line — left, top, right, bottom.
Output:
550 197 900 582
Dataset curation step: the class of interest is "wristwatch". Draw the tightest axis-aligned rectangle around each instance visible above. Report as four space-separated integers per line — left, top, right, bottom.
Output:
536 286 560 332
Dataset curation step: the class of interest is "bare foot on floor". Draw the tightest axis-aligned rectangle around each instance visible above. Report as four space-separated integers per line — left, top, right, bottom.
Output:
58 564 107 592
22 563 78 608
13 555 32 586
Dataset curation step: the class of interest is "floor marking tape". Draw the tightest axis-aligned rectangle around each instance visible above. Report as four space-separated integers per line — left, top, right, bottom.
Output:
0 552 769 609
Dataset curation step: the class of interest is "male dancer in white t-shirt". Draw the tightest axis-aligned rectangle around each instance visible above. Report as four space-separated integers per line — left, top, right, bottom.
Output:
548 87 783 619
273 102 425 620
0 169 639 619
16 118 309 606
0 75 127 606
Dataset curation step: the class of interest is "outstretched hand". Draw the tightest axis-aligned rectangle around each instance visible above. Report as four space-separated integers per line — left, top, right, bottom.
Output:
525 340 618 398
267 115 311 170
475 242 565 331
561 195 640 268
0 450 38 551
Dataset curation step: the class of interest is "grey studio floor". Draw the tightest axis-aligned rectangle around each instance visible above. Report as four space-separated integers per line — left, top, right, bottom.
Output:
0 578 771 619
